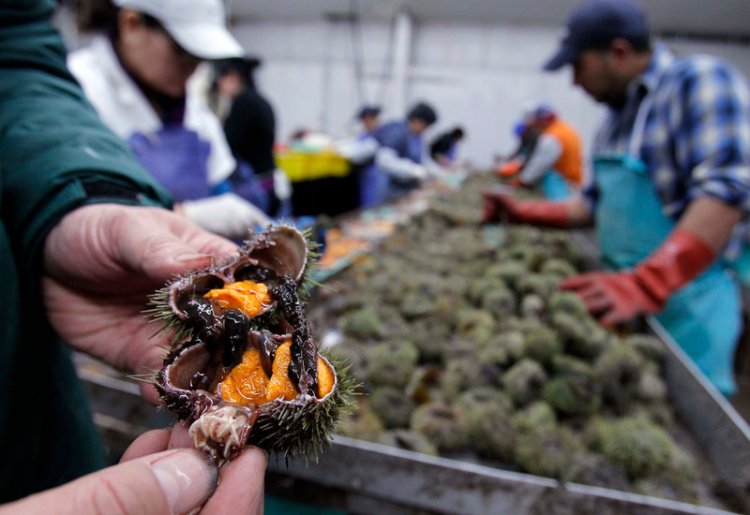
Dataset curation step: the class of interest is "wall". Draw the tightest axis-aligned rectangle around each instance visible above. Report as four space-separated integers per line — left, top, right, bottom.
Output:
56 6 750 170
231 16 750 169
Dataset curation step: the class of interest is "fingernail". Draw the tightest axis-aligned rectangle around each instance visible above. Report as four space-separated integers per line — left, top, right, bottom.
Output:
152 450 217 513
174 253 213 263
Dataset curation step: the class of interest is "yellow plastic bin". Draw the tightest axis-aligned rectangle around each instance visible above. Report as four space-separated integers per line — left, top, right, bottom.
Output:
275 150 351 182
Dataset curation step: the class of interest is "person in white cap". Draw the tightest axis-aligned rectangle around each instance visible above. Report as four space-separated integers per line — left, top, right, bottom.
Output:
68 0 271 239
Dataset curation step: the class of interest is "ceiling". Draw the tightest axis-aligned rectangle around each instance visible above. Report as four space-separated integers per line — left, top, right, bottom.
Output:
226 0 750 40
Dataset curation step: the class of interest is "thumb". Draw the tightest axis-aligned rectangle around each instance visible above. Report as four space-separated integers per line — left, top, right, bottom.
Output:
4 449 217 515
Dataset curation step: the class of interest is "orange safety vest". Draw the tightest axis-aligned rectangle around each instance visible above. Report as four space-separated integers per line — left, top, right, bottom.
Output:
544 119 583 186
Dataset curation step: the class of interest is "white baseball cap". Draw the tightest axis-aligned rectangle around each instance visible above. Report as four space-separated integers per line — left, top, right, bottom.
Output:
114 0 245 60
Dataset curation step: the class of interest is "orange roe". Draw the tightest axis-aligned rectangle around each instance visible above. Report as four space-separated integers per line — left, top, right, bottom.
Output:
266 341 300 401
218 349 270 406
204 281 271 317
316 356 335 398
218 340 336 405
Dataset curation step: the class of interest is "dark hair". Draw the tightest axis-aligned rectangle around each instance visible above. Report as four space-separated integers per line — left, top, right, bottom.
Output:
451 127 465 139
76 0 118 33
407 102 438 126
75 0 163 36
357 105 381 120
104 7 164 41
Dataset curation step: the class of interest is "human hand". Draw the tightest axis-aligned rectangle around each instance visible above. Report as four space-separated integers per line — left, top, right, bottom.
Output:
481 189 569 227
560 228 716 326
0 424 267 515
408 163 429 181
560 271 662 327
496 158 523 177
42 205 238 393
181 193 272 239
272 168 292 201
481 189 518 223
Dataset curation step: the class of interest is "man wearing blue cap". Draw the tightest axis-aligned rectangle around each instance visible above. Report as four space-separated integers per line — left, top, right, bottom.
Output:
483 0 750 396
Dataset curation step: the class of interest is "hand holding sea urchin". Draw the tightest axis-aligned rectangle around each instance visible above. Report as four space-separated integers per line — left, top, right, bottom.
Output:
148 225 354 464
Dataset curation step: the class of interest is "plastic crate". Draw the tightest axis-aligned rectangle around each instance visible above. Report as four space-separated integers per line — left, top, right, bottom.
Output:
275 150 351 182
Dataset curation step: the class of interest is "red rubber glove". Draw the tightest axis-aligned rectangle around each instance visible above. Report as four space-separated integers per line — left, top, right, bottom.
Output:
560 228 715 326
481 190 568 227
496 159 523 177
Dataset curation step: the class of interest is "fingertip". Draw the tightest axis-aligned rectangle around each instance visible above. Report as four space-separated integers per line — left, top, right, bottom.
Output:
121 428 172 462
167 421 195 449
233 445 269 469
203 446 267 514
173 253 215 266
559 275 587 290
151 449 217 513
598 311 620 328
558 279 576 290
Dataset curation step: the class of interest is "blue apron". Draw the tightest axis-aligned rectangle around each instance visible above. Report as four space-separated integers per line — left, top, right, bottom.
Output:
229 161 271 215
357 133 387 208
594 95 740 396
387 131 423 200
541 170 572 200
128 126 213 202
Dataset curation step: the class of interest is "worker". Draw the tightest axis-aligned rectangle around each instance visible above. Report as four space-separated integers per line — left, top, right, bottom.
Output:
498 110 543 167
499 104 583 200
68 0 270 239
0 0 265 509
352 105 386 207
374 101 439 200
430 126 466 167
214 57 292 218
483 0 750 396
358 104 382 136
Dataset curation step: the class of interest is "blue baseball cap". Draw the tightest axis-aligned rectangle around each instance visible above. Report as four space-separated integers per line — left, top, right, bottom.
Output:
543 0 649 71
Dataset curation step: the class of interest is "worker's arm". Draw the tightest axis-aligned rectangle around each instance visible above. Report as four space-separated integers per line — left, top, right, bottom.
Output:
561 197 739 326
562 55 750 327
519 134 562 185
677 197 741 253
482 190 592 227
334 136 379 164
375 147 427 181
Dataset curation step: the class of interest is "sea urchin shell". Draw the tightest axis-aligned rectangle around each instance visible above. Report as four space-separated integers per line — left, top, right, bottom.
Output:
151 225 354 464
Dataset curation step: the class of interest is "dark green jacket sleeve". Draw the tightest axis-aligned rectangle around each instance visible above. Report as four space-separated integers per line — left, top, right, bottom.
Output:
0 0 172 272
0 1 172 500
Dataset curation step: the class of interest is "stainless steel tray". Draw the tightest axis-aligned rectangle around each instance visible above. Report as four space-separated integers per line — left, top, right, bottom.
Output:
75 307 750 515
261 317 750 515
75 220 750 514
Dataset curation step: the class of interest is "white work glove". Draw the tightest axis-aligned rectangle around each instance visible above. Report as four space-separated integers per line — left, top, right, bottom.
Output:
273 168 292 201
180 192 271 239
420 162 443 180
376 148 427 182
334 136 378 164
407 163 429 180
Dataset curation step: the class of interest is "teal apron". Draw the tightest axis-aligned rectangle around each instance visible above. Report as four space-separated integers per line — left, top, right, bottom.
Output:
541 170 572 200
594 94 740 396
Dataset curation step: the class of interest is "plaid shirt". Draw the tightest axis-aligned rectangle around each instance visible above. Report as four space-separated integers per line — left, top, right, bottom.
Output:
584 44 750 257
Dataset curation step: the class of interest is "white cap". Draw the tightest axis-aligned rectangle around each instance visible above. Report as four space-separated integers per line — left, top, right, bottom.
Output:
114 0 245 60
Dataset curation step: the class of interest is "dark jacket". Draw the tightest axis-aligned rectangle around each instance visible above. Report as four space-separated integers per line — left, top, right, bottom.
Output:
0 0 171 501
224 86 276 175
374 120 412 161
429 131 458 161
